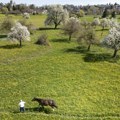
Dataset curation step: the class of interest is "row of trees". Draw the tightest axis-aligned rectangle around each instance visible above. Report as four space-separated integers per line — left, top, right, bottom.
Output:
0 5 120 58
43 5 120 58
0 1 119 16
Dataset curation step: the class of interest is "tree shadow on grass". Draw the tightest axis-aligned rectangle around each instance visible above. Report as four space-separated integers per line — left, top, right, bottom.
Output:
0 35 7 39
38 27 60 31
0 44 21 49
64 46 88 54
84 53 119 63
96 28 109 32
52 38 69 43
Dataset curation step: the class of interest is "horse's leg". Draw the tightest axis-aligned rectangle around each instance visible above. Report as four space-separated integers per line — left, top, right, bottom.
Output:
41 105 44 111
51 106 54 111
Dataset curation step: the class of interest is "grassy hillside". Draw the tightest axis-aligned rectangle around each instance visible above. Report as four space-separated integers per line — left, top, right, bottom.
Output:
0 14 120 120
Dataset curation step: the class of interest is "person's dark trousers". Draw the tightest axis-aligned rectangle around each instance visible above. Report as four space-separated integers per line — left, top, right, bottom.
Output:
20 107 25 112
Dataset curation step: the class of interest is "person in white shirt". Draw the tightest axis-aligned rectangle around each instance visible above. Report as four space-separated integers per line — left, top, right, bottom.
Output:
19 100 25 112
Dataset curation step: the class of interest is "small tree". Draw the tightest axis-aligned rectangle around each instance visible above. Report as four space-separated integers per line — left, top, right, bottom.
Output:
45 5 69 29
108 18 118 28
91 18 100 28
100 18 109 35
62 17 80 41
8 22 30 47
0 16 15 33
1 7 8 14
76 10 85 18
102 27 120 58
77 26 97 51
81 20 91 29
23 12 30 19
19 18 36 34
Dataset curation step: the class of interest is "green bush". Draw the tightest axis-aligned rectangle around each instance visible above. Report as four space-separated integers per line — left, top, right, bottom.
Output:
0 16 15 33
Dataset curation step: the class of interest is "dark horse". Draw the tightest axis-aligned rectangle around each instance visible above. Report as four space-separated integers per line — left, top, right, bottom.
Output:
32 97 58 110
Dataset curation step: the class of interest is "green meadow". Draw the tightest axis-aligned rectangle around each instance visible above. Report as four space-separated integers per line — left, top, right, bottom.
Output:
0 14 120 120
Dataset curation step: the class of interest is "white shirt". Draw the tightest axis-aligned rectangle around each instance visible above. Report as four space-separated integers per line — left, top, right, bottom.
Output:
19 101 25 107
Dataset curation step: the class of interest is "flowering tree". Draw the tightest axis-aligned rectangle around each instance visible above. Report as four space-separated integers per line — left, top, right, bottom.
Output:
62 17 80 41
91 18 100 28
62 9 69 24
23 12 30 19
77 25 97 51
108 18 118 28
102 27 120 58
100 18 109 35
45 5 69 29
8 22 30 47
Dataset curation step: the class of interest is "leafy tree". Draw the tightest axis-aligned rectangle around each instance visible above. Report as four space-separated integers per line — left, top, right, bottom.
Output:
62 17 80 41
0 16 15 33
111 11 116 18
100 18 109 35
8 22 30 47
23 12 30 19
102 27 120 58
76 10 85 18
102 8 109 18
81 20 91 29
108 18 118 28
1 7 8 14
77 26 97 51
18 18 36 34
45 5 69 29
91 18 100 28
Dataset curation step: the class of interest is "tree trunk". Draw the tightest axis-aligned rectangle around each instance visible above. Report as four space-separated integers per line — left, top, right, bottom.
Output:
68 34 72 42
101 27 104 36
19 39 22 47
87 44 91 51
54 24 57 29
112 49 118 58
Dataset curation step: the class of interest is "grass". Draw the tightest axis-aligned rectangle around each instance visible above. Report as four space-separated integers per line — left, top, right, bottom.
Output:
0 14 120 120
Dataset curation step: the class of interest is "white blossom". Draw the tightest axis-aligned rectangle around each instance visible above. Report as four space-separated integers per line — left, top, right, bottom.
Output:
92 18 100 26
62 17 80 41
102 27 120 50
101 18 109 29
108 18 118 28
8 22 30 46
45 5 69 29
102 26 120 57
23 12 30 19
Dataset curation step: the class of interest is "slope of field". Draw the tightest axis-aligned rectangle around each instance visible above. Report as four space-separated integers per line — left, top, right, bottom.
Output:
0 14 120 120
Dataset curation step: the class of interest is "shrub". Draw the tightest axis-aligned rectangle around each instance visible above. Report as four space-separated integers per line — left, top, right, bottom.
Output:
35 34 50 46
